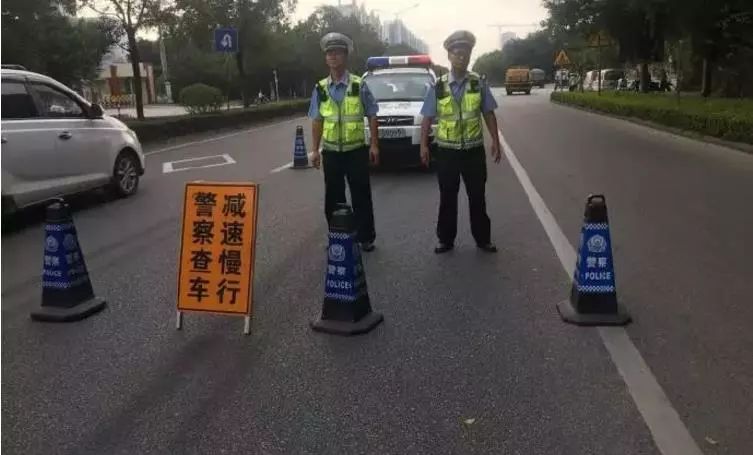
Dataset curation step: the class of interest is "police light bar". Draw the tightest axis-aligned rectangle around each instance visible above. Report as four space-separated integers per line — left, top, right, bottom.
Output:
367 55 433 70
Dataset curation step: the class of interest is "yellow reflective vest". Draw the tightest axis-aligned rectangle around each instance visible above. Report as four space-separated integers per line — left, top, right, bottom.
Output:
317 74 366 152
435 72 484 150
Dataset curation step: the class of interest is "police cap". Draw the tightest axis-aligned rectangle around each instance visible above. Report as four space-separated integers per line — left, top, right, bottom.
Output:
320 32 354 54
443 30 476 51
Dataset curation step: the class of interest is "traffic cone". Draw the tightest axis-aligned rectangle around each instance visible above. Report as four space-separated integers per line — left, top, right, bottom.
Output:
292 125 309 169
557 195 631 326
31 199 106 322
311 204 383 335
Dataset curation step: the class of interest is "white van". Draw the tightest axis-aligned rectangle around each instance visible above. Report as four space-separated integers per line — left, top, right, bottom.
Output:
362 55 436 168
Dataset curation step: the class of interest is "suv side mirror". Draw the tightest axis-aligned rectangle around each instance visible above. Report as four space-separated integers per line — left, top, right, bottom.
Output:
89 103 104 119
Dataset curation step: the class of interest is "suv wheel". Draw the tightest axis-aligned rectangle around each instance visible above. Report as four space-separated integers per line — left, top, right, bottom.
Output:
111 151 140 197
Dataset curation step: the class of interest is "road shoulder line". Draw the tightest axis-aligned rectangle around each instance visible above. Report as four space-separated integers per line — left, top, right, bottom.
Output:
498 128 704 455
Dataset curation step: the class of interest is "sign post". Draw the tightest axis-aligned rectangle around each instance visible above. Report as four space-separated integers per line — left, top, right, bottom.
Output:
176 182 259 335
553 50 571 91
587 31 614 95
214 28 239 111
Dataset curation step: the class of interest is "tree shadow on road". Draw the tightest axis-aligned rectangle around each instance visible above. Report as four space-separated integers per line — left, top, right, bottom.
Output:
2 189 118 237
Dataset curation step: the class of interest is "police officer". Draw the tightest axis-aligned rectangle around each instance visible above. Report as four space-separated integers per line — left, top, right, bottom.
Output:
420 30 502 254
309 32 381 251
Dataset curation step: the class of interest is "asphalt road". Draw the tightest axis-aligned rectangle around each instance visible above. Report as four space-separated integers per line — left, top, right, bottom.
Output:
3 86 752 454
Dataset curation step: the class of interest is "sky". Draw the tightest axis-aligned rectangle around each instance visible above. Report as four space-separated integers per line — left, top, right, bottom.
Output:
81 0 548 67
291 0 548 66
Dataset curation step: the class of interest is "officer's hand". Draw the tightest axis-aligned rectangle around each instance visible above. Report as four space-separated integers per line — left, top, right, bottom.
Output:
311 151 321 169
369 145 380 167
491 143 502 164
420 144 431 168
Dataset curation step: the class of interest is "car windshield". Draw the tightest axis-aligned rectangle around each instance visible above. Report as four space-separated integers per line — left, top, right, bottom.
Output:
603 70 624 81
364 72 432 102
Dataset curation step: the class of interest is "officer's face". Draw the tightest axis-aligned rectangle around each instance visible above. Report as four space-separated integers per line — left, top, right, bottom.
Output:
448 46 472 71
326 49 347 70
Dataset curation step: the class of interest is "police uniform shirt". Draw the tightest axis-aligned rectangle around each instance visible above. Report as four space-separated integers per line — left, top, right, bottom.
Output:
419 71 498 118
307 72 380 119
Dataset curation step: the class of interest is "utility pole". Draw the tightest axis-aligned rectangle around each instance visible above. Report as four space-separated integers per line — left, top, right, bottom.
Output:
273 69 279 102
158 26 172 102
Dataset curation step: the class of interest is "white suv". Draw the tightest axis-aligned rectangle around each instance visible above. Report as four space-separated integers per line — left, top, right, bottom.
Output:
1 67 145 215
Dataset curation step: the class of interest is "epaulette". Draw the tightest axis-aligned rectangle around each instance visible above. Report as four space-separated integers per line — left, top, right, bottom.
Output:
315 83 328 102
350 81 360 96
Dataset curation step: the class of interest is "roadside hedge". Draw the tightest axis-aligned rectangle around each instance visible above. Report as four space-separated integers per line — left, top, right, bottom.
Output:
550 91 753 145
125 99 310 143
179 83 223 114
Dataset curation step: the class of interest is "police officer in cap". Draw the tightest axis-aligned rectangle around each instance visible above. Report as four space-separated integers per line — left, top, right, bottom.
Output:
420 30 503 254
309 32 381 251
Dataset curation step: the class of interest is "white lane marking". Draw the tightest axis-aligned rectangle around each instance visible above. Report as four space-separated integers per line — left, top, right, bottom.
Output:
270 162 293 173
145 116 307 157
162 153 236 174
498 129 704 455
269 152 315 174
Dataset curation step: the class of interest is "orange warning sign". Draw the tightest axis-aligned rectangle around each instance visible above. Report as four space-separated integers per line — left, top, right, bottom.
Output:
177 182 259 316
554 49 571 66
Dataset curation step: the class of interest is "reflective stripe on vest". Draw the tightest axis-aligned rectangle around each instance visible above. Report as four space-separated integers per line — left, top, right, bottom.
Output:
318 74 366 152
436 73 484 150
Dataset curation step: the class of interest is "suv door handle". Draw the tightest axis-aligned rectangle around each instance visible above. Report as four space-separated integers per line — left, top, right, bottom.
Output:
1 137 7 144
58 131 72 140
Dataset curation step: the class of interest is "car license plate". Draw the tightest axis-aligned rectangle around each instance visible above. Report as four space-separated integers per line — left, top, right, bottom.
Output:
378 128 407 139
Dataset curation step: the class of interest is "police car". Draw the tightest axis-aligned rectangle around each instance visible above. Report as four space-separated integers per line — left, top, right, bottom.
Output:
362 55 436 168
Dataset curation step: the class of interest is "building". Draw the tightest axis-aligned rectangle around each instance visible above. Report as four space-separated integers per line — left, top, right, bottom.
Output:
500 32 517 51
381 19 429 53
88 45 156 106
335 0 381 32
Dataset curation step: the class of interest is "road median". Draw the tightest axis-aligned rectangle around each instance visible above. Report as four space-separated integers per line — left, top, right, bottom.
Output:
550 91 753 147
126 100 310 144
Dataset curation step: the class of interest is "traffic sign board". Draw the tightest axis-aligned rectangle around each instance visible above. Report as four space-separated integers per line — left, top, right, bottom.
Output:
214 28 239 53
588 30 614 48
554 50 571 66
177 182 259 328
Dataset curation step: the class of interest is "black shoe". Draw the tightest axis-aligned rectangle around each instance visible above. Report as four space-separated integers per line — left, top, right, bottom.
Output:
434 242 454 254
477 242 498 253
360 241 375 252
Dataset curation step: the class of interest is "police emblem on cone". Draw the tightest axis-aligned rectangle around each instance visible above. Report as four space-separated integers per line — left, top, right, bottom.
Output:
293 125 309 169
311 204 383 335
557 195 631 326
31 199 106 322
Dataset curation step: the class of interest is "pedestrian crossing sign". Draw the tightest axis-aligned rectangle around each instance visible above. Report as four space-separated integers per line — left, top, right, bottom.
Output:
554 50 571 66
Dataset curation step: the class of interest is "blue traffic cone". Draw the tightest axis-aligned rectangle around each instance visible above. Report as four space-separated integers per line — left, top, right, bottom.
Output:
292 125 309 169
557 195 631 326
31 199 106 322
311 204 383 335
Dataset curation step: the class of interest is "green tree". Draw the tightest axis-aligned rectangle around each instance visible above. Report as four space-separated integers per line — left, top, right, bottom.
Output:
472 50 506 85
81 0 169 119
472 31 557 85
543 0 669 92
2 0 118 88
669 0 752 96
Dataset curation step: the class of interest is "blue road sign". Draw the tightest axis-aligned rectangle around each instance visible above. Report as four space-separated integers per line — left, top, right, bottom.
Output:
214 28 238 53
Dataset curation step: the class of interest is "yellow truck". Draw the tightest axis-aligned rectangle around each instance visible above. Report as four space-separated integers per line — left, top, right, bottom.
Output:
505 66 532 95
